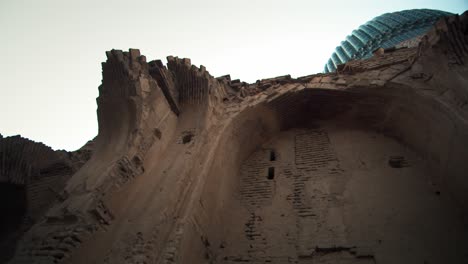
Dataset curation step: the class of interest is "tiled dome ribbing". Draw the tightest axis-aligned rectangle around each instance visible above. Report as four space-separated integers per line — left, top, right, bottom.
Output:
324 9 453 73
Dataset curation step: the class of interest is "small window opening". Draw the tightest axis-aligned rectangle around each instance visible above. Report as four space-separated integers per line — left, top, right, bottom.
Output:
267 167 275 180
388 156 409 168
269 150 276 161
182 133 194 144
153 128 162 139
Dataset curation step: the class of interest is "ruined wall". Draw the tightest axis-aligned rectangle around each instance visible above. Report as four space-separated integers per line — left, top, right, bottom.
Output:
4 11 468 264
176 12 468 264
0 135 90 263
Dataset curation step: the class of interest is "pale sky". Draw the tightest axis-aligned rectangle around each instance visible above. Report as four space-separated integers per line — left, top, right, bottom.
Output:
1 0 466 151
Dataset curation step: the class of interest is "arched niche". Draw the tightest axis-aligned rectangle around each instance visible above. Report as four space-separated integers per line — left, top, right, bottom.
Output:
181 85 468 263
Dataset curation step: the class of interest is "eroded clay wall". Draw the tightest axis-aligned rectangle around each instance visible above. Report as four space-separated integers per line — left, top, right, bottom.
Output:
193 117 468 263
181 81 468 263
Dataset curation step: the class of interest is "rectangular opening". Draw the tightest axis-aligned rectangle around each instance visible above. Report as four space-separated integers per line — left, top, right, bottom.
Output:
270 150 276 161
267 167 275 180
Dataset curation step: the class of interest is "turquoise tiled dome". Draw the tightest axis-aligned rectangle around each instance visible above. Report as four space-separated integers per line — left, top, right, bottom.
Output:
324 9 453 73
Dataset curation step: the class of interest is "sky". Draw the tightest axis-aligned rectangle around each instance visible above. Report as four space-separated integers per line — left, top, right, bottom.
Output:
0 0 467 151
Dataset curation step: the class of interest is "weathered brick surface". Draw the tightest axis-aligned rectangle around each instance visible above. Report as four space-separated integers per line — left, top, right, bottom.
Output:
3 11 468 264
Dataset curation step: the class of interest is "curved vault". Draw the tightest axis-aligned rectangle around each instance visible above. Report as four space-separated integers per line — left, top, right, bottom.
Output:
198 86 468 263
5 11 468 264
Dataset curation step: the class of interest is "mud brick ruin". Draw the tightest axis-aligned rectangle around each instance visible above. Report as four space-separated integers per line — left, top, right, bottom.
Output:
1 9 468 264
